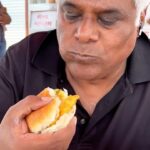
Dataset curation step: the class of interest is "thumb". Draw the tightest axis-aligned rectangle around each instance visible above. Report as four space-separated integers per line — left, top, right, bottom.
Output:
67 117 77 130
54 117 77 140
4 96 52 125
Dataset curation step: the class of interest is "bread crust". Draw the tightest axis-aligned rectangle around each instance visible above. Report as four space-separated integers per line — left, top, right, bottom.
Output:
26 97 61 133
26 87 78 133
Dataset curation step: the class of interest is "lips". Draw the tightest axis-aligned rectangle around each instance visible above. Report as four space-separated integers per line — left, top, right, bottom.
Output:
67 51 98 63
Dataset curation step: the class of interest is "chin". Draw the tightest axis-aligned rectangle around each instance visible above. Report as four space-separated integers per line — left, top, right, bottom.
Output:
67 62 103 81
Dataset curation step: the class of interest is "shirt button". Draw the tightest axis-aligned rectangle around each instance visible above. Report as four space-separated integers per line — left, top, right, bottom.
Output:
80 118 86 125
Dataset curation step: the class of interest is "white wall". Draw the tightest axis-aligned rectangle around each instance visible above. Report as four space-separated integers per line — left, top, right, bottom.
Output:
1 0 26 48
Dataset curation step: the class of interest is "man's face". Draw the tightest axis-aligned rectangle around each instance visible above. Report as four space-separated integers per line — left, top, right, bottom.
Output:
57 0 137 80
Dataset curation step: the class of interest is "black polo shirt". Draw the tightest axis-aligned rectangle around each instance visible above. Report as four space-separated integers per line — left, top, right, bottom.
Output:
0 30 150 150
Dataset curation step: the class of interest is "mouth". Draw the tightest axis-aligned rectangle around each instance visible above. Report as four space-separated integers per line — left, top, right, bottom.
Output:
67 51 98 63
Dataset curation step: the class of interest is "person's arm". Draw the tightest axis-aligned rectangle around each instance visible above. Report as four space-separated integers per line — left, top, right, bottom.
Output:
0 31 49 122
0 95 76 150
0 44 25 122
0 31 76 149
0 4 11 25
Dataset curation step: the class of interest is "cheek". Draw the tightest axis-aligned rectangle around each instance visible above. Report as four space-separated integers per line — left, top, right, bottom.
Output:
102 25 137 63
57 13 66 43
57 21 76 59
57 11 78 48
57 17 71 48
117 27 137 59
57 12 73 39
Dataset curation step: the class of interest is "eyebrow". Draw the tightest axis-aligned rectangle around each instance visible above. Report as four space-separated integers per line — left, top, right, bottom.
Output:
62 1 126 18
62 1 78 9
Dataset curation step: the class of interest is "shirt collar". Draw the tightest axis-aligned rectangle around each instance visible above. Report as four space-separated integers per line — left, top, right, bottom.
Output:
31 30 65 77
127 33 150 84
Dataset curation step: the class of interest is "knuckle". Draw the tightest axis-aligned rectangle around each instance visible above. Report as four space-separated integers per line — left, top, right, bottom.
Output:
23 95 38 105
7 105 15 114
26 95 40 101
25 95 36 101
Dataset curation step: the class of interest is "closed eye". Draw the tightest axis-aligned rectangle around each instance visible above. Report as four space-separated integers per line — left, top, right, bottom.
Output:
62 2 81 22
64 11 81 21
98 16 118 26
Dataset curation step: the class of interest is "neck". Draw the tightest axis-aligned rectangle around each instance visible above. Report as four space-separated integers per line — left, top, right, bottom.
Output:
66 62 126 115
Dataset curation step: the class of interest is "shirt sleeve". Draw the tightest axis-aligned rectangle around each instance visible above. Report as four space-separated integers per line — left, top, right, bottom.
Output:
0 69 16 122
0 32 48 122
0 42 26 122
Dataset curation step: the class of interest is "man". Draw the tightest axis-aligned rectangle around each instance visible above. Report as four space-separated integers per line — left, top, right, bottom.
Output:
0 1 11 57
0 0 150 149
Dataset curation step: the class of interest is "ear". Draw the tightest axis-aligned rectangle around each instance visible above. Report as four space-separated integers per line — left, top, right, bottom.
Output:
137 8 147 36
140 9 146 23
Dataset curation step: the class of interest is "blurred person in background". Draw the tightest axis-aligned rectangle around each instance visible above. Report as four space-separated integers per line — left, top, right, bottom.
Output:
147 6 150 24
0 1 11 57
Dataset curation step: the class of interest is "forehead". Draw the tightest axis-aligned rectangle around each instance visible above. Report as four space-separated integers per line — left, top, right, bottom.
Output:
59 0 135 12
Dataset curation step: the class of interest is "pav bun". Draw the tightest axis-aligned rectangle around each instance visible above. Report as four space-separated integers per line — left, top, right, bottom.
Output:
26 87 79 133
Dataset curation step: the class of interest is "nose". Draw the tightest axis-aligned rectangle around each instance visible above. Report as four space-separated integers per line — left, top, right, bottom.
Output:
74 19 99 43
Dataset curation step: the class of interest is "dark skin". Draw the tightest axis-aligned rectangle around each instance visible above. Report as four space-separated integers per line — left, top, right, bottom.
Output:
0 0 145 149
0 96 77 150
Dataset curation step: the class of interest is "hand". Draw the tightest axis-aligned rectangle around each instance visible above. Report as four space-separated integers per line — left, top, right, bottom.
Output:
0 96 77 150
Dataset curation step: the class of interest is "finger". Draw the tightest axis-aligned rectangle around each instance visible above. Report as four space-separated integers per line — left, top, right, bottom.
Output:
13 117 77 150
15 96 52 120
4 96 52 126
53 117 77 140
25 117 77 145
52 117 77 149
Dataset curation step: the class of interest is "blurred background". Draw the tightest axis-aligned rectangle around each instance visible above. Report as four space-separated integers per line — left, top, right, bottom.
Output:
1 0 56 48
1 0 150 49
